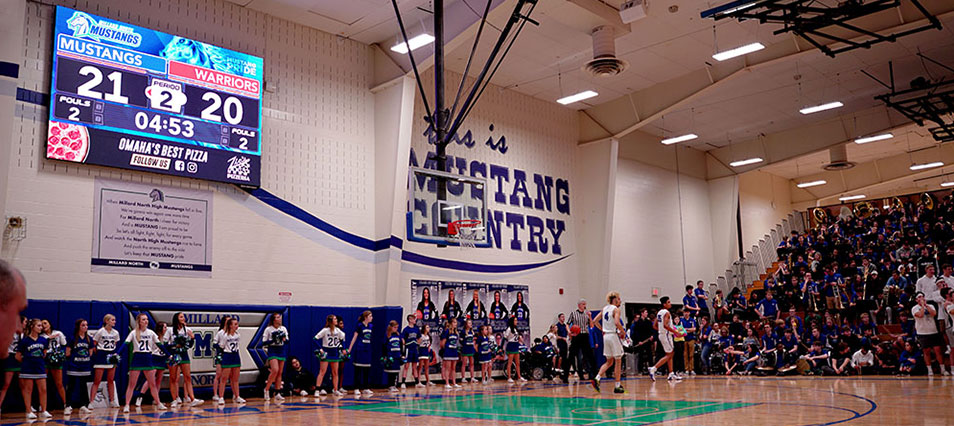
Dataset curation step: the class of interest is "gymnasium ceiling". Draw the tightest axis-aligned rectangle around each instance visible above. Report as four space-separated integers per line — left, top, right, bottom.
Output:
224 0 954 204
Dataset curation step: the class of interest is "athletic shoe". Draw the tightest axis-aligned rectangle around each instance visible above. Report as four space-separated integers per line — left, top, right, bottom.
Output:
174 397 182 405
668 373 682 381
400 383 407 389
300 390 308 396
266 390 271 399
507 378 514 384
519 377 528 382
614 386 625 394
234 397 246 404
110 400 120 408
389 386 399 392
64 406 73 415
690 371 696 376
191 399 204 407
648 367 657 382
591 378 601 392
415 383 426 388
26 412 37 420
445 384 453 389
354 389 361 397
217 398 226 406
427 381 436 386
928 369 935 377
157 403 168 410
40 411 52 418
80 406 92 414
122 406 129 413
362 390 373 395
943 369 951 376
333 390 345 397
454 384 462 389
275 394 284 401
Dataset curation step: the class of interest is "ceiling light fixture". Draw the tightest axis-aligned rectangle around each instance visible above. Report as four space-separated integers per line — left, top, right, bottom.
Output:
390 34 435 54
799 101 843 115
839 195 866 201
661 133 698 145
796 180 827 188
910 162 944 171
854 133 893 144
729 157 763 167
556 90 598 105
712 42 765 61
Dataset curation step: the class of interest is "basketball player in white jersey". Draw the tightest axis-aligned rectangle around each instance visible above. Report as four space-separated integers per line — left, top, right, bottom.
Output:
649 296 684 382
592 292 626 393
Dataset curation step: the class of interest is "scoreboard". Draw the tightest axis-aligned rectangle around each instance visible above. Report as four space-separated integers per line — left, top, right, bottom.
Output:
48 7 263 186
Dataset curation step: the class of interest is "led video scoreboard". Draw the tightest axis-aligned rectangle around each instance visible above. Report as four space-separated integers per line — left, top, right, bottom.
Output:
48 7 263 186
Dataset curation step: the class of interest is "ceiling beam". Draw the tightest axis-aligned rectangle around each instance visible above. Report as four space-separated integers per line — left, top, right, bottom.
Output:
565 0 631 35
580 2 954 145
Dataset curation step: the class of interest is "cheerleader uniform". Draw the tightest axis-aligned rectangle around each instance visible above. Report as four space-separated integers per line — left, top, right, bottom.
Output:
3 333 21 372
18 335 48 379
401 325 420 363
477 335 493 364
215 331 242 369
91 328 121 369
503 328 521 354
212 329 225 367
43 330 67 371
150 335 169 371
262 325 289 362
384 334 403 375
460 330 476 359
163 327 194 366
313 328 345 363
352 323 372 368
65 335 93 409
125 329 161 371
418 333 432 361
441 328 459 361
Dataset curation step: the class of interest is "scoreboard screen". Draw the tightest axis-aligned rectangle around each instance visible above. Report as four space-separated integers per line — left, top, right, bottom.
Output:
48 7 263 186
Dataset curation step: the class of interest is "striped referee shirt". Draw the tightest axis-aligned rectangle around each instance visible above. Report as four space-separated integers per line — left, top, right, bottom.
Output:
568 309 591 335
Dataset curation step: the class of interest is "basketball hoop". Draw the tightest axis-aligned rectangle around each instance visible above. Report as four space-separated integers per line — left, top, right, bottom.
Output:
448 219 482 250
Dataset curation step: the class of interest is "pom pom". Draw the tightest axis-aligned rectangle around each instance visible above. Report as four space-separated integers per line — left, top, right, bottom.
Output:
106 353 121 366
271 330 288 346
45 350 66 366
315 349 327 361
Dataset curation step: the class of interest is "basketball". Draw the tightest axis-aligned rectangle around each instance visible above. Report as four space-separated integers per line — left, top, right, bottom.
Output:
570 325 581 336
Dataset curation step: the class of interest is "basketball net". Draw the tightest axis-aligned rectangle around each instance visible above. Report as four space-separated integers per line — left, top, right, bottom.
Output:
448 220 481 250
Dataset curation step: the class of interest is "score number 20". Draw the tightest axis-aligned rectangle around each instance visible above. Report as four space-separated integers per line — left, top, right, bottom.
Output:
74 64 247 126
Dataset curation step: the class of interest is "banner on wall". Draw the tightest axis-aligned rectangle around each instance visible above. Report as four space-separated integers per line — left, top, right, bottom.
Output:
410 279 531 366
91 178 213 277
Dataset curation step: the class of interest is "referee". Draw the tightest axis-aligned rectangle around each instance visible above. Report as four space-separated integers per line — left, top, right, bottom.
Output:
563 299 595 382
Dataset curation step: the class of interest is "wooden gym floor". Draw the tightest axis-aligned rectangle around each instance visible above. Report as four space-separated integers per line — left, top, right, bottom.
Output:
0 376 950 425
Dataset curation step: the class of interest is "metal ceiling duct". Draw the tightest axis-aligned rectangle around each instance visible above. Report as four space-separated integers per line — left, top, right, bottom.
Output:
823 144 856 171
583 25 628 77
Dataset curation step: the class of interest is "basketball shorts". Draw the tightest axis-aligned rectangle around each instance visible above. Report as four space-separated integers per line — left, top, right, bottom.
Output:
659 334 674 354
603 334 623 359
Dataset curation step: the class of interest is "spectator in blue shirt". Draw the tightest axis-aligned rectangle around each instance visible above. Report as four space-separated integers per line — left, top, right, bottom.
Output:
757 292 780 321
760 324 778 352
680 310 697 376
694 281 709 318
683 286 700 316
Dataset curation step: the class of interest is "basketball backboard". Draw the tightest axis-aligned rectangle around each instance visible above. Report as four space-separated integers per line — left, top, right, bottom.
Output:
408 167 489 247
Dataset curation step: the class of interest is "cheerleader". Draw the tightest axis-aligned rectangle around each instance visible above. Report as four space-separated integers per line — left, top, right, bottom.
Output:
262 313 289 401
135 321 169 408
0 316 25 416
215 317 245 404
460 319 478 383
19 319 52 419
400 314 422 388
166 312 202 407
440 317 461 389
313 314 346 397
64 319 93 415
477 325 494 384
88 314 120 410
40 319 67 411
211 315 230 404
346 311 373 396
503 317 526 383
418 324 435 386
489 291 508 320
384 320 403 392
122 314 165 412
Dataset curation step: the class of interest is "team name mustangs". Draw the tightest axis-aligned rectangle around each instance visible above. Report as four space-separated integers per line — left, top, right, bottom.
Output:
410 148 569 255
66 11 141 47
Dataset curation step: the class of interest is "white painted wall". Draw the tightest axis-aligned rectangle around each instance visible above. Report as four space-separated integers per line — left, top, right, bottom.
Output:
739 170 793 250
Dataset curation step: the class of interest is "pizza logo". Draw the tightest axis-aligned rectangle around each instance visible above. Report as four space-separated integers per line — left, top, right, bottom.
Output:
47 122 90 163
226 156 251 182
